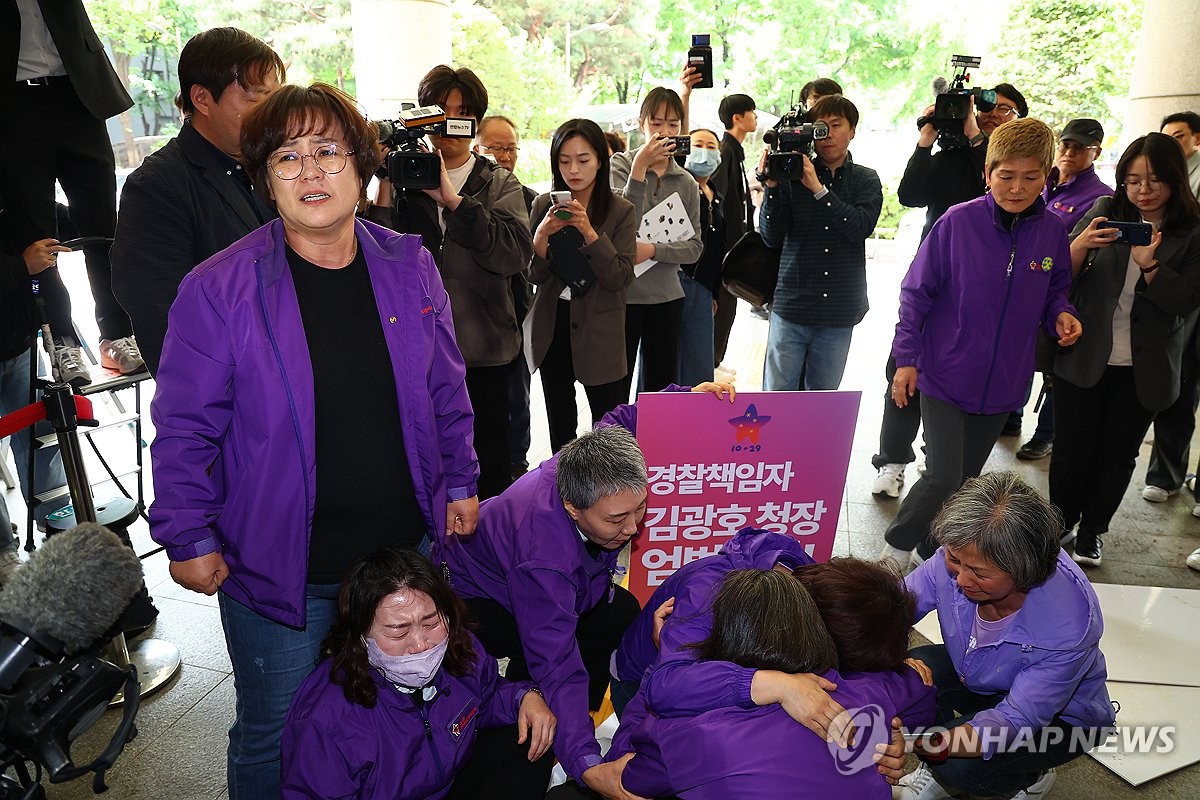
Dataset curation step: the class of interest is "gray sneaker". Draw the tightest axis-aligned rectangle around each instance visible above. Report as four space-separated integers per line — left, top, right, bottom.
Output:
0 548 22 585
52 343 91 386
99 336 145 374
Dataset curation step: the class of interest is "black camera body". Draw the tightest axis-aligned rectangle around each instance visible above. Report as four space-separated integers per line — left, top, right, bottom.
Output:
760 105 828 182
916 55 998 151
378 105 477 191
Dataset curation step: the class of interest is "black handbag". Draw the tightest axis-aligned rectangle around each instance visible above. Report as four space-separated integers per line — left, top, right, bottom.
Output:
721 230 781 310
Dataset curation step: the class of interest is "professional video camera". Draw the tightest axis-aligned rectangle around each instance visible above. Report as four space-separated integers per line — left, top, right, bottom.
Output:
759 103 828 183
377 104 477 191
0 524 149 797
916 55 998 151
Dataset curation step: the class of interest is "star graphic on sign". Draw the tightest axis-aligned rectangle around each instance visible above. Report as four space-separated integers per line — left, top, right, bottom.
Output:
729 404 772 444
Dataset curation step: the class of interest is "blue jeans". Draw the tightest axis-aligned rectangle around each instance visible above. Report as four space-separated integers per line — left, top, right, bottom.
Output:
218 586 339 800
677 272 715 387
0 349 68 549
763 316 854 390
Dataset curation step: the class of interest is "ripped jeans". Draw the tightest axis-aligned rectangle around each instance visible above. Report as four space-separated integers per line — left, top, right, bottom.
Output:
218 585 339 799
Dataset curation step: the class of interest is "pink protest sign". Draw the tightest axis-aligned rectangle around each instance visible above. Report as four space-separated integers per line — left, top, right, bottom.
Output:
630 390 860 606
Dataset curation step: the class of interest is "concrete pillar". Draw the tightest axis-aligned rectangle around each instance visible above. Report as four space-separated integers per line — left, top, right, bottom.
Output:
1126 0 1200 140
352 0 451 119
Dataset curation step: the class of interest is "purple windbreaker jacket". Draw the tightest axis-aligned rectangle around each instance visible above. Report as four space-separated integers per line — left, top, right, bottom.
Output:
1042 165 1113 234
150 218 478 627
905 549 1115 758
281 633 530 799
891 194 1075 415
621 668 936 799
614 527 815 684
436 414 633 780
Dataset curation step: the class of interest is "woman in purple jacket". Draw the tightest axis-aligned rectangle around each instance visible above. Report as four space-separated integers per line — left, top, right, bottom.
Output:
282 548 554 799
149 83 479 798
896 472 1114 800
618 567 935 799
882 118 1082 567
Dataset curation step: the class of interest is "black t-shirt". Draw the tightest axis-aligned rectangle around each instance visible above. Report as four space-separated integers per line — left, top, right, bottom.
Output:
287 243 424 583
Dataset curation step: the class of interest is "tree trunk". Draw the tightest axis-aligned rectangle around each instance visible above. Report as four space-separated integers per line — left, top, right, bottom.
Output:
110 50 140 168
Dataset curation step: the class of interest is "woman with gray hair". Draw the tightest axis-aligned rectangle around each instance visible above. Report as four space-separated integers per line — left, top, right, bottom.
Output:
436 381 732 798
894 472 1115 800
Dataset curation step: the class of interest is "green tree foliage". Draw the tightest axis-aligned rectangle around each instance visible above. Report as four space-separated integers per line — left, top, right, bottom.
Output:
990 0 1144 136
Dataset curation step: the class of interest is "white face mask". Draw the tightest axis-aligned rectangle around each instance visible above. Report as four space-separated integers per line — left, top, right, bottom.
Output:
364 635 449 688
685 148 722 178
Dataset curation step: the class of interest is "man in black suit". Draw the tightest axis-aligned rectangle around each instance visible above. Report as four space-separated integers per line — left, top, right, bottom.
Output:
110 28 284 376
1 0 139 384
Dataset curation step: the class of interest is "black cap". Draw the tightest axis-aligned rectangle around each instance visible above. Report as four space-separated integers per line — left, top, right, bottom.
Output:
1060 118 1104 146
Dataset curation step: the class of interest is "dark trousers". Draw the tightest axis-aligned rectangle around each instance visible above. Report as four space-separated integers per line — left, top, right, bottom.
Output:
466 361 517 500
713 285 738 366
0 79 133 341
547 783 682 800
884 394 1007 557
910 644 1104 797
1050 368 1156 541
623 299 684 399
540 300 627 453
872 354 924 468
508 353 532 471
465 585 640 712
446 723 554 800
1146 324 1200 494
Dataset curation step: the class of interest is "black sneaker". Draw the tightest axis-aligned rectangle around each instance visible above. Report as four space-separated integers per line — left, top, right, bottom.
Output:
1017 438 1053 460
1072 537 1102 567
1001 419 1022 437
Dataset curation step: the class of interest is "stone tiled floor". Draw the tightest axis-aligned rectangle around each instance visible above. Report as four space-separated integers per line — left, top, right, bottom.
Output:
7 240 1199 797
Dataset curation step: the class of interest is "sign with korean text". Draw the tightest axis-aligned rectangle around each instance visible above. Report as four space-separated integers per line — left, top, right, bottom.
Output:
630 390 860 605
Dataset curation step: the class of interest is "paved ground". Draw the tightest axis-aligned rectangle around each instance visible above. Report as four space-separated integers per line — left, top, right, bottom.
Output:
6 238 1199 798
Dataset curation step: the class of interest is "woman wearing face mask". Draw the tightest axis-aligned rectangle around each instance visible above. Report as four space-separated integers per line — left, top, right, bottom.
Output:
677 128 726 386
611 87 704 397
282 548 555 799
525 118 638 452
1050 133 1200 567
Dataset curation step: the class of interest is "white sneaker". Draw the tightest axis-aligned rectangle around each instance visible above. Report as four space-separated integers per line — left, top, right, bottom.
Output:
714 365 737 384
99 336 145 374
1010 768 1056 798
52 344 91 386
1191 504 1200 520
1187 547 1200 572
873 463 905 498
894 762 954 800
1141 485 1177 503
0 548 22 585
716 362 737 376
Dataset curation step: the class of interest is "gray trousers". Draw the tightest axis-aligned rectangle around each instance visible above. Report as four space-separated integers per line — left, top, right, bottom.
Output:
884 393 1008 557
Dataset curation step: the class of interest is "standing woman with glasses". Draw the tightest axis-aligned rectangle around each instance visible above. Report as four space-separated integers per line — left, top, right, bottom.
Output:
149 83 480 798
1050 132 1200 567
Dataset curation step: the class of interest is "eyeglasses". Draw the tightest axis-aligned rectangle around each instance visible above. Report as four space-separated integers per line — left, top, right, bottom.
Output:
1058 141 1098 155
987 104 1019 118
267 144 354 180
1123 177 1164 193
481 145 520 155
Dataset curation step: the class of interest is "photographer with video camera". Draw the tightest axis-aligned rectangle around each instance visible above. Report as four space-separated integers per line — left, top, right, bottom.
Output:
370 66 532 501
871 63 1027 501
757 94 883 391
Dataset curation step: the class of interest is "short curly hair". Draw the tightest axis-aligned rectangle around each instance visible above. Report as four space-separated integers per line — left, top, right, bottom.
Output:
240 82 382 211
986 117 1055 177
